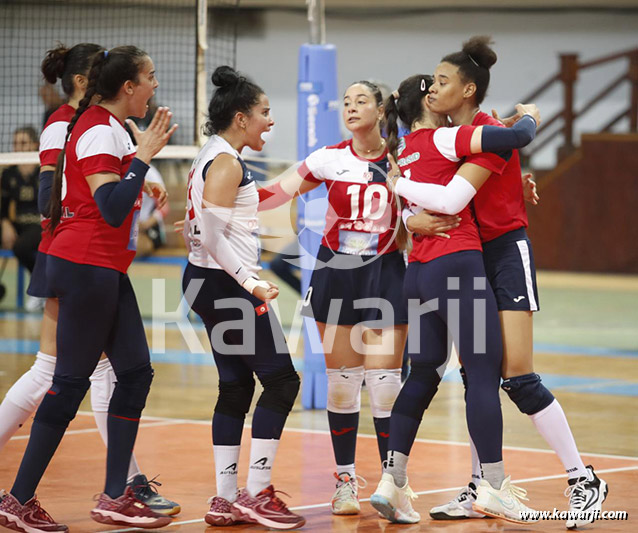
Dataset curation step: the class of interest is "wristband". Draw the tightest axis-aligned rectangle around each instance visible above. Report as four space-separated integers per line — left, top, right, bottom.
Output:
242 277 270 294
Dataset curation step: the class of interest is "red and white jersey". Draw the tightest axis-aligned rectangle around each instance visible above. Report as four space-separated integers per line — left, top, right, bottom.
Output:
471 111 528 242
396 126 484 264
185 135 261 276
298 139 399 256
47 105 139 273
38 103 75 253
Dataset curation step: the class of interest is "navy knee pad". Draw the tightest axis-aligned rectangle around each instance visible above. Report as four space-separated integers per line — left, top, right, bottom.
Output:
391 361 441 420
109 363 154 420
501 372 555 415
34 375 90 428
215 376 256 418
256 368 300 415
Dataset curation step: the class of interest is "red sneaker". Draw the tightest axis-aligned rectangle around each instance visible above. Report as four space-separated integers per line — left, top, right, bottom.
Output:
90 486 171 529
231 486 305 530
0 490 68 533
205 495 242 526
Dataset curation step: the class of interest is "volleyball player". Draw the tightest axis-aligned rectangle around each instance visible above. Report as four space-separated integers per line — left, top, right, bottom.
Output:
0 43 179 517
421 36 606 529
0 45 176 532
257 80 441 516
181 66 304 530
368 73 541 524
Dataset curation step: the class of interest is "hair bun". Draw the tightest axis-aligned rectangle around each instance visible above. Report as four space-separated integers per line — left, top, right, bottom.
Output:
462 35 497 70
41 44 69 83
211 65 241 89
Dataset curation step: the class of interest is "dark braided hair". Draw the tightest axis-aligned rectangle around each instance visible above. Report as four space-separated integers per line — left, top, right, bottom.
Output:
41 43 104 97
384 74 433 161
441 35 497 105
49 45 149 232
204 66 264 135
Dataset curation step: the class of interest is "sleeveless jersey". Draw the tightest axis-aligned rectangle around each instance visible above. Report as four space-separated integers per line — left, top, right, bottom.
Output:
185 135 260 277
38 103 75 253
47 105 139 273
471 111 528 242
397 126 484 264
298 139 399 256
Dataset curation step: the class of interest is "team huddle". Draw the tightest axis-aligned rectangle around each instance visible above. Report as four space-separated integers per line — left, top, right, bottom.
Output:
0 35 608 532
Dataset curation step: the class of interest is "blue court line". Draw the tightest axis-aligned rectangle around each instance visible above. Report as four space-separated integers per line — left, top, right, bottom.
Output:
2 310 635 359
1 337 636 397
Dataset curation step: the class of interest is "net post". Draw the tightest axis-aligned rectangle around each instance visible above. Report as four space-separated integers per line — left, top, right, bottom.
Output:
195 0 209 147
297 0 339 409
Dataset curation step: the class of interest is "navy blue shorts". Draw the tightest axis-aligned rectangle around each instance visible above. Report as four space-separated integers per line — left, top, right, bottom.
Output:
482 228 540 312
301 246 408 327
182 262 295 383
26 251 55 298
46 256 150 378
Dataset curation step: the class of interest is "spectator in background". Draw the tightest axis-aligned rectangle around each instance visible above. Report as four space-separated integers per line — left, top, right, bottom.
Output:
0 126 43 310
136 164 169 258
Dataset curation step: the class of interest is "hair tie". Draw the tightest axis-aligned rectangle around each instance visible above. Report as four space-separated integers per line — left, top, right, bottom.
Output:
420 78 426 91
392 90 400 100
467 54 479 68
104 50 109 58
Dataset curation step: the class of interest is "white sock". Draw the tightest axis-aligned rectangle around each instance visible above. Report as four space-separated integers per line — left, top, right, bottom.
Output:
481 461 505 489
90 358 141 480
214 445 241 502
468 435 482 487
336 463 356 478
0 351 56 451
529 399 588 480
246 438 280 497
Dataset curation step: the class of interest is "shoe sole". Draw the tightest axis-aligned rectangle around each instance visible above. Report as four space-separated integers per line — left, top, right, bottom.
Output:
0 513 68 533
472 504 538 525
90 510 172 529
566 480 609 530
331 502 360 515
370 494 419 524
429 510 493 520
204 512 240 526
231 505 305 530
150 505 181 516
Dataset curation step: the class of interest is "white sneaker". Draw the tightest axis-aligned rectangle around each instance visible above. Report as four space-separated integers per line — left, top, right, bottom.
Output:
565 465 608 529
430 483 489 520
473 477 538 524
331 472 365 515
370 473 420 524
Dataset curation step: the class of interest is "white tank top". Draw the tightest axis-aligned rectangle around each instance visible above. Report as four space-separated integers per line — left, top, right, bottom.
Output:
185 135 261 275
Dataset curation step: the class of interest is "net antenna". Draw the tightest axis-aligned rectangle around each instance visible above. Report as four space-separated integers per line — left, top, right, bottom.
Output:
196 0 209 146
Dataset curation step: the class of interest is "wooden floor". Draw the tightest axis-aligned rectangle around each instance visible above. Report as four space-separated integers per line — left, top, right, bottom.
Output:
0 267 637 532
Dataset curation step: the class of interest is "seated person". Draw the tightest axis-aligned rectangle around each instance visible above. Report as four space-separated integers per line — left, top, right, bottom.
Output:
1 126 42 308
136 165 169 258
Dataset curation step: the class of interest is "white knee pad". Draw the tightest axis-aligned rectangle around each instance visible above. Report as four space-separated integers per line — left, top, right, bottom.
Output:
365 368 402 419
326 366 365 414
89 358 117 413
5 352 56 412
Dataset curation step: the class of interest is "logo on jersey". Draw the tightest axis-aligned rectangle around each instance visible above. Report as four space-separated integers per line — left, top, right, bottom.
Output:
513 296 526 303
336 169 349 176
363 171 373 181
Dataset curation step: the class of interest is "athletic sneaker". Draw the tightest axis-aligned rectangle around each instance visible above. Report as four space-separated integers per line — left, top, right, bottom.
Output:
331 472 366 515
0 490 68 532
472 477 538 524
565 465 608 529
430 483 490 520
127 474 181 516
205 496 242 526
90 486 172 529
231 485 305 530
370 472 420 524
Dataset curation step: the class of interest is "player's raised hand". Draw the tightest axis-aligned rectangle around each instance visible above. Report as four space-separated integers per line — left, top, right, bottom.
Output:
127 107 178 164
515 103 541 126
